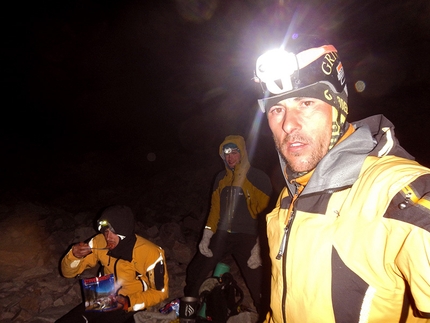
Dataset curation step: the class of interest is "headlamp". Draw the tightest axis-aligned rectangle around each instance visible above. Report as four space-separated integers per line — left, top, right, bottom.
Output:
255 49 298 95
223 147 239 155
97 220 116 233
255 45 341 112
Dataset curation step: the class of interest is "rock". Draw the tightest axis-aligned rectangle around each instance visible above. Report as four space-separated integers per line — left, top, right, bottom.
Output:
0 144 261 323
146 225 160 238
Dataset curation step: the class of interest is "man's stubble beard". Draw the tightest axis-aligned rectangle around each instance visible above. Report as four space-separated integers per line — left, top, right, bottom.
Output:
273 134 329 174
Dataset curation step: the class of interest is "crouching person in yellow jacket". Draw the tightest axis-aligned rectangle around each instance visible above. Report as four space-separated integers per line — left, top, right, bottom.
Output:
56 205 169 323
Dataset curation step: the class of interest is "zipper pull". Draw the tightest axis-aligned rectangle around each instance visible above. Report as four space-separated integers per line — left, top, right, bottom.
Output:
276 226 289 260
276 209 297 260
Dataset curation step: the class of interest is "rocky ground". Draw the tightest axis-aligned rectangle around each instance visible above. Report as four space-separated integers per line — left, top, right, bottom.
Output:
0 200 255 323
0 146 277 323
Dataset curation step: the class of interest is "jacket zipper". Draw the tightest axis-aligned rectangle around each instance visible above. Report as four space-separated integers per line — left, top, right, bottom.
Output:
276 209 296 260
279 209 296 323
227 169 235 232
277 183 303 323
276 182 302 259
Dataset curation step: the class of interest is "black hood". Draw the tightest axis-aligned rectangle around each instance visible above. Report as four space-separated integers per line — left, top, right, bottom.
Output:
98 205 136 262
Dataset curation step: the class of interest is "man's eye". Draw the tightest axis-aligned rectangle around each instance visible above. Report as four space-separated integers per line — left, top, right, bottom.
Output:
270 106 284 114
301 100 313 107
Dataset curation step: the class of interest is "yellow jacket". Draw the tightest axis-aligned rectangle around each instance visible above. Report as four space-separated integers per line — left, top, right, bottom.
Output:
266 116 430 322
61 234 169 312
205 135 272 234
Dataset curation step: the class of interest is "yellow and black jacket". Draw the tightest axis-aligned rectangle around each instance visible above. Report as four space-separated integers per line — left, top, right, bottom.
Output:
61 234 169 312
205 135 272 234
266 115 430 323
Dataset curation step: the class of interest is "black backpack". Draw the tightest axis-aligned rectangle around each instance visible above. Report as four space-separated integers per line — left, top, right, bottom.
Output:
198 272 244 323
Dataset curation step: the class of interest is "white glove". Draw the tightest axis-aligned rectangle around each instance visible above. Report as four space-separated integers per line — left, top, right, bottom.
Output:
247 238 261 269
199 228 214 257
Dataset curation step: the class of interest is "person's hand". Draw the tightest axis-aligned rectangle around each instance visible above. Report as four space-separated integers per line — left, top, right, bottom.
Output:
116 294 130 311
71 242 92 259
198 228 214 257
247 238 261 269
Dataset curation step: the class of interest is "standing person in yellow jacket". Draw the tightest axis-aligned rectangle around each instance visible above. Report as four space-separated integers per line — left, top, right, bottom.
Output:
253 32 430 322
56 205 169 323
184 135 273 319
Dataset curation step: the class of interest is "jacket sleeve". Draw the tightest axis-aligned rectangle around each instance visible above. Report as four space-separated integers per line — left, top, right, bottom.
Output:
205 189 221 233
205 173 224 233
248 184 271 218
394 189 430 317
246 169 273 218
60 236 100 278
126 245 169 311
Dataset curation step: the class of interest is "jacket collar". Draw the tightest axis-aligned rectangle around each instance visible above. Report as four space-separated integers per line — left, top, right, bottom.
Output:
281 115 414 196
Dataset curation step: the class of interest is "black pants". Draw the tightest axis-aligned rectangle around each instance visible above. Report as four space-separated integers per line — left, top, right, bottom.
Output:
184 231 262 311
55 302 135 323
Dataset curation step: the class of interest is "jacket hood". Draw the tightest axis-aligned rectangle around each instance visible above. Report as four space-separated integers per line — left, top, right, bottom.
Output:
354 114 414 160
219 135 250 173
281 114 414 195
98 205 137 262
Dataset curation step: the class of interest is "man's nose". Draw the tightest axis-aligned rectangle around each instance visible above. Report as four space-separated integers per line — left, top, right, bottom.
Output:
282 110 301 134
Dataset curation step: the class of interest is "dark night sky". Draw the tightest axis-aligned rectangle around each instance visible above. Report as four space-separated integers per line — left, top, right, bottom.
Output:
3 0 430 196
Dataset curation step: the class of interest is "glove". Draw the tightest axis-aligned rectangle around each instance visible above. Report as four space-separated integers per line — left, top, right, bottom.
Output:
247 238 261 269
116 294 130 311
199 228 214 257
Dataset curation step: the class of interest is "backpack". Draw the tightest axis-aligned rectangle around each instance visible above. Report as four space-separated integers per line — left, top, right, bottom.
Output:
198 272 244 323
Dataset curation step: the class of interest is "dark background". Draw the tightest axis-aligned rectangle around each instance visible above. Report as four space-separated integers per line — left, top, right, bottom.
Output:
2 2 429 320
3 0 430 206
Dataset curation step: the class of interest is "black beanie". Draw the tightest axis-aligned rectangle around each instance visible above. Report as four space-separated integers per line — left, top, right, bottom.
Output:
98 205 137 262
